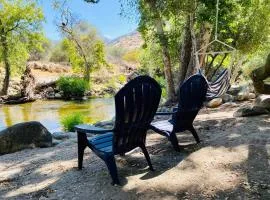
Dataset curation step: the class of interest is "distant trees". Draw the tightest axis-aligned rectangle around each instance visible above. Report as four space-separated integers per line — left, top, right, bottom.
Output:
58 21 107 82
0 0 44 95
53 1 107 82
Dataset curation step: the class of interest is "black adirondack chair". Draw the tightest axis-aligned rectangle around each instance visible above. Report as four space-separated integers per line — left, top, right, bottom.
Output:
75 75 161 185
150 74 208 151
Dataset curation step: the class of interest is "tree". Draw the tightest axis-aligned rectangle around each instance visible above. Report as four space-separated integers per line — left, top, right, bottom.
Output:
0 0 44 95
86 0 270 96
50 41 70 63
58 18 107 81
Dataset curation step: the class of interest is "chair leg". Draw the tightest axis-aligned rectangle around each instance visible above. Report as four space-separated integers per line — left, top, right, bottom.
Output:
141 145 154 171
104 155 120 185
77 131 88 170
169 132 181 152
189 126 200 143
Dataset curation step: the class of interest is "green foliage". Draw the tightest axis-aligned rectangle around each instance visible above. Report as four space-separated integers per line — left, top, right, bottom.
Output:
154 76 167 98
30 38 52 61
117 74 127 84
0 0 45 76
123 49 141 63
106 46 126 59
123 0 270 88
139 43 164 76
61 112 85 132
49 41 70 63
60 21 107 80
197 0 270 54
61 39 84 72
57 76 89 99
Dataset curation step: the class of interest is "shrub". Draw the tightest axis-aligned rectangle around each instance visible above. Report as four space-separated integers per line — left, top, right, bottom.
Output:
61 112 85 132
118 74 126 84
57 76 89 99
123 49 140 63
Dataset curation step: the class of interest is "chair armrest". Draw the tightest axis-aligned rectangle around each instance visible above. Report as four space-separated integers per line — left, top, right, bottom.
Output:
155 111 176 115
75 124 114 134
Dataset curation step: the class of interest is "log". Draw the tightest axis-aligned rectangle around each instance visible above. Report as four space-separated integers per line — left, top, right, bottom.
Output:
2 97 36 105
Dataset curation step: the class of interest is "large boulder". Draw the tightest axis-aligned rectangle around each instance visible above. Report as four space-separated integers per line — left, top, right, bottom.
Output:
234 105 269 117
0 121 52 155
250 53 270 94
228 83 254 101
255 95 270 110
221 94 235 103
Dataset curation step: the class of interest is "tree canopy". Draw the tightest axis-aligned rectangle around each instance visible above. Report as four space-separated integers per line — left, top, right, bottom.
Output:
0 0 45 95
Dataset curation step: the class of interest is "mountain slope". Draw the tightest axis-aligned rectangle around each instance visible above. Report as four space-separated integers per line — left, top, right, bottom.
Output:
108 31 143 50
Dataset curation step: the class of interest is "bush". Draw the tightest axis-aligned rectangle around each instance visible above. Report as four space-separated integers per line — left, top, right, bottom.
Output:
118 74 126 84
57 76 89 99
123 49 140 63
61 112 85 132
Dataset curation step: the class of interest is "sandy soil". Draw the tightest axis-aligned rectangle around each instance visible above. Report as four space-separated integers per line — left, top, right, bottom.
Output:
0 103 270 200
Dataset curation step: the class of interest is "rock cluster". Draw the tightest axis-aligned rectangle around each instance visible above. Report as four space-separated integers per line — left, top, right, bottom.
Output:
234 94 270 117
206 83 256 109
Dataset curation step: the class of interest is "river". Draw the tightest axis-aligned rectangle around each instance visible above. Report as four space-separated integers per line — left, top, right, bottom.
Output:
0 98 115 132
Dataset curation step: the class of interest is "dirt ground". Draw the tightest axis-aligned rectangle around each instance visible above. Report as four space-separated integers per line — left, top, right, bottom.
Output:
0 103 270 200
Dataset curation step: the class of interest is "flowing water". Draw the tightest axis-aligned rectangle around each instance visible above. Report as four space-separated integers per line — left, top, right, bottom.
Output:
0 98 115 132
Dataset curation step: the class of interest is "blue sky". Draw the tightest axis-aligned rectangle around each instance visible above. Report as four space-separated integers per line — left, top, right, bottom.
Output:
40 0 138 41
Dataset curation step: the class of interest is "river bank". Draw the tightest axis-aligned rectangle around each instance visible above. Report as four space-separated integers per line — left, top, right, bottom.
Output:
0 61 132 104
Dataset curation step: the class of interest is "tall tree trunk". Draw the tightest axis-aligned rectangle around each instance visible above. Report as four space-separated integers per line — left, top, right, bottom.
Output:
155 23 176 102
185 14 197 79
84 62 91 82
198 22 212 68
178 16 192 85
146 0 176 102
0 34 10 96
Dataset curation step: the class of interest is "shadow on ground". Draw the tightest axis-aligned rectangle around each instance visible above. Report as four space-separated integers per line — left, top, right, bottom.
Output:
0 113 269 199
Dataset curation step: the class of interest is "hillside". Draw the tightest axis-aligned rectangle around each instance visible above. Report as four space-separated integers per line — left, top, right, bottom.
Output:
108 31 143 50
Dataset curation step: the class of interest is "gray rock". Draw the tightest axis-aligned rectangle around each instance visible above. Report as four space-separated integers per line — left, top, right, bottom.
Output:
66 132 77 138
227 85 242 96
255 95 270 109
221 94 234 103
234 106 269 117
46 93 55 99
248 93 256 99
207 98 223 108
0 121 52 155
220 102 238 109
52 139 62 146
52 132 69 140
54 93 62 99
46 87 54 93
236 91 250 101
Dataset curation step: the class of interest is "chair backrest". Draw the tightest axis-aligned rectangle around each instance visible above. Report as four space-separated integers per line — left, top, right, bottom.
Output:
113 75 161 154
172 74 208 129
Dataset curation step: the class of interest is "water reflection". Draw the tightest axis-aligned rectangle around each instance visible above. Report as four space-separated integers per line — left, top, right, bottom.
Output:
0 98 114 132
